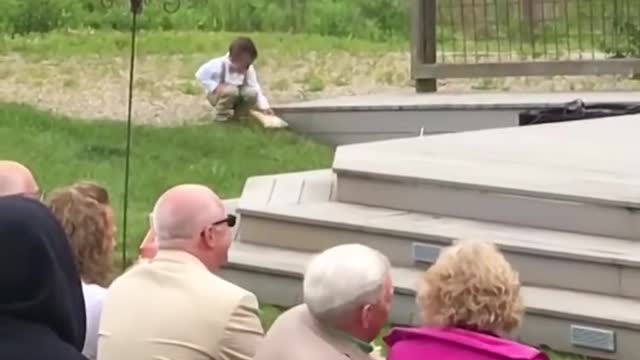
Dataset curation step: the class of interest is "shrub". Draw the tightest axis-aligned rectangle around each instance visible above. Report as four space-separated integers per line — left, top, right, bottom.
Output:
0 0 410 41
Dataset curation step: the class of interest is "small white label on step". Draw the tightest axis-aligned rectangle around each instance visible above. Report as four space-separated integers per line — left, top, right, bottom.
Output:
570 325 616 352
412 243 442 264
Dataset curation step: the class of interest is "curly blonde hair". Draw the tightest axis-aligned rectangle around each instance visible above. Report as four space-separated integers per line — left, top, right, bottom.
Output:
417 239 524 334
47 183 114 287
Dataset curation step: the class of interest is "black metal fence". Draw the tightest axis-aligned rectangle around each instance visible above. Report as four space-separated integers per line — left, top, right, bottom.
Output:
435 0 640 63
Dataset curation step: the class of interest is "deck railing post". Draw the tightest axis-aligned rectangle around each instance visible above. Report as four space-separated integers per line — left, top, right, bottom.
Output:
412 0 437 93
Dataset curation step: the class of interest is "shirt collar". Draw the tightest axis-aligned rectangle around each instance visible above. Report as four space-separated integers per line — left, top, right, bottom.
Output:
329 328 374 354
152 249 208 270
222 53 250 73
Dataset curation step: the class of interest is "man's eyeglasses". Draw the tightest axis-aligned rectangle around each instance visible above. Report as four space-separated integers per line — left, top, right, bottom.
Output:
212 214 236 228
19 190 44 201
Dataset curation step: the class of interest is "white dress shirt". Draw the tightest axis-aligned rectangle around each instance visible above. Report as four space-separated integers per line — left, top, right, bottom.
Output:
82 282 108 360
195 54 270 110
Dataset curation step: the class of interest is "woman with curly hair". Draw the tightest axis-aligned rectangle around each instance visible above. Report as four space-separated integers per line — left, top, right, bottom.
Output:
385 240 548 360
48 182 116 360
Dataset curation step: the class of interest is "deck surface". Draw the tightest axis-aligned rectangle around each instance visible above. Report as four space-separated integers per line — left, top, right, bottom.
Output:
333 114 640 207
279 91 640 110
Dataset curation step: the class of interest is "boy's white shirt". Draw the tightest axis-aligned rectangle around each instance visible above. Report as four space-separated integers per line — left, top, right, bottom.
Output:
195 53 270 110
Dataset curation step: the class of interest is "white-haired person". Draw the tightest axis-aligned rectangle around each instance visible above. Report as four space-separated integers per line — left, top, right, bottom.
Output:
98 184 264 360
254 244 393 360
385 240 549 360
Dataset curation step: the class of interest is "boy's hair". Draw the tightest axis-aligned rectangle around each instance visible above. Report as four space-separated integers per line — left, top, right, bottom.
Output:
229 37 258 60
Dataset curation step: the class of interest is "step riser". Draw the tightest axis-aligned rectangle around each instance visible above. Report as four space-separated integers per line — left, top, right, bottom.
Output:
220 265 634 360
239 215 640 299
336 175 640 240
519 314 634 360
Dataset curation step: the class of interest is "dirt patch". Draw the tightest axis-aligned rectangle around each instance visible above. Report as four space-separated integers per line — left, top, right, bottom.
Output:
1 52 639 124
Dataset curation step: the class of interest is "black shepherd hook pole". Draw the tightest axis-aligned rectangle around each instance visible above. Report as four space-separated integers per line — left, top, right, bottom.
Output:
115 0 181 269
121 0 143 269
98 0 182 269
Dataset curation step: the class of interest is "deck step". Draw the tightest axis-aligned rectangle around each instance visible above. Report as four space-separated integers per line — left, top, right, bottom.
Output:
238 200 640 299
221 242 640 360
332 116 640 240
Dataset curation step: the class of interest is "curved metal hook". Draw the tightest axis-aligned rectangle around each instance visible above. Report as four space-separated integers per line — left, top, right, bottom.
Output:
163 0 181 14
131 0 144 14
100 0 180 13
100 0 115 9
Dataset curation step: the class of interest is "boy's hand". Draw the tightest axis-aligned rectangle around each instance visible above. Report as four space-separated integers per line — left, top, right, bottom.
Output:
213 84 225 95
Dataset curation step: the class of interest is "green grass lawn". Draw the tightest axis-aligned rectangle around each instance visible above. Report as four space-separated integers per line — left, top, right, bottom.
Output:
0 30 405 59
0 102 334 261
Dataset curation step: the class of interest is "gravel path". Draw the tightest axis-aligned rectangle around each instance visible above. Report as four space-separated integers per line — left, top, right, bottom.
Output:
2 53 639 124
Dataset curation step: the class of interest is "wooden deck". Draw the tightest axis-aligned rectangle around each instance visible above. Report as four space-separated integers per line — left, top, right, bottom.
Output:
333 115 640 239
226 108 640 359
278 91 640 111
273 91 640 145
333 114 640 206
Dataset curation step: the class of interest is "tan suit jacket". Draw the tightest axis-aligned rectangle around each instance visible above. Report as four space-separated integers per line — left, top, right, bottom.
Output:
254 305 378 360
97 250 264 360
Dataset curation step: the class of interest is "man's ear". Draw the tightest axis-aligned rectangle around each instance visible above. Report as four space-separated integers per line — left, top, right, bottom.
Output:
361 304 373 329
200 225 216 248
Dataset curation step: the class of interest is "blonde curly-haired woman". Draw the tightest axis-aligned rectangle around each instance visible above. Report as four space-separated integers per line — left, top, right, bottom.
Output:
385 240 548 360
48 182 116 360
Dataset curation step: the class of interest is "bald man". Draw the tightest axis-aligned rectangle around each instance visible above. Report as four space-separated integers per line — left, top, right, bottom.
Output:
0 160 39 198
98 184 264 360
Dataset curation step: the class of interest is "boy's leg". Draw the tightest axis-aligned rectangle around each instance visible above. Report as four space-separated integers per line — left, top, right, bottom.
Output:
207 85 240 121
235 86 259 117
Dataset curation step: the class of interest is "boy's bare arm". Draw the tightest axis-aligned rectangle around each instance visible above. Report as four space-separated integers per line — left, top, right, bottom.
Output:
245 67 271 113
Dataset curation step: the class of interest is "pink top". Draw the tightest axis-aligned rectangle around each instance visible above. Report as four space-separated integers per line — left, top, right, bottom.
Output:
384 327 550 360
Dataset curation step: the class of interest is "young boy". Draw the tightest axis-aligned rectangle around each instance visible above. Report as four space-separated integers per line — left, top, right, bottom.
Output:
195 37 273 122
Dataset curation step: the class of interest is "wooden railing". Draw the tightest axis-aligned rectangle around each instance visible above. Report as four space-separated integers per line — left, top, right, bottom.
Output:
412 0 640 92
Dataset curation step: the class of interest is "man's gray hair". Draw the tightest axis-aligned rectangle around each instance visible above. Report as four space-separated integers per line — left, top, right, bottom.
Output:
303 244 391 322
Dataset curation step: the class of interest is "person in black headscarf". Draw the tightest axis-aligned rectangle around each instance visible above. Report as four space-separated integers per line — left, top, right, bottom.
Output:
0 195 87 360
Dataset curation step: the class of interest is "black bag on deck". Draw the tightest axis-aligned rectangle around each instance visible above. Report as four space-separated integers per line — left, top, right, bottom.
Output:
519 99 640 126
